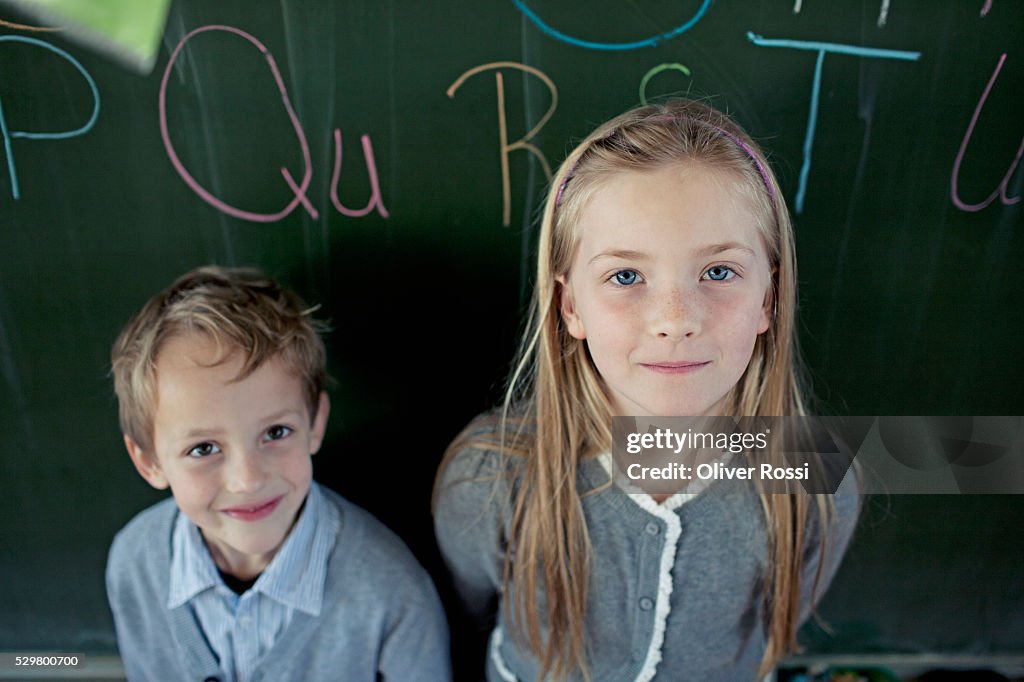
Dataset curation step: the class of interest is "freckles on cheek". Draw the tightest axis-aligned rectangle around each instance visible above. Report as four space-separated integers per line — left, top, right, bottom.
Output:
719 304 765 345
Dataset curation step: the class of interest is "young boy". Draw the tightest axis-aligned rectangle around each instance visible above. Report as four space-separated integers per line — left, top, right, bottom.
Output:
106 266 451 681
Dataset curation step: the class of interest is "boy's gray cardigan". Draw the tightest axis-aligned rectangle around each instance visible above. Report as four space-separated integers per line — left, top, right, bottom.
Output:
107 484 451 682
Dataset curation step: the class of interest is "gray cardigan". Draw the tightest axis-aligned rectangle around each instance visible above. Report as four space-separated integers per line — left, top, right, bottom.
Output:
107 484 451 682
434 423 860 682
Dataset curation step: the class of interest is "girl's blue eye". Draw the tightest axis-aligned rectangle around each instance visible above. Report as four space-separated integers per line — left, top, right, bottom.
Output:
613 270 639 286
264 425 293 442
187 442 220 458
704 265 735 282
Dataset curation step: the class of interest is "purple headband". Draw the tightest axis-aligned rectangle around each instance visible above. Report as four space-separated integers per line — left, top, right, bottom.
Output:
705 124 777 210
554 120 777 210
554 166 575 206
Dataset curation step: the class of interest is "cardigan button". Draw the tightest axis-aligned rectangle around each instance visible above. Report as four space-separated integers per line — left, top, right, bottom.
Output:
203 677 220 682
639 597 654 611
645 522 660 536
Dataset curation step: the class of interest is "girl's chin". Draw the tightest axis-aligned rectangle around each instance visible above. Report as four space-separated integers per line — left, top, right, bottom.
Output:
619 404 724 418
608 388 732 418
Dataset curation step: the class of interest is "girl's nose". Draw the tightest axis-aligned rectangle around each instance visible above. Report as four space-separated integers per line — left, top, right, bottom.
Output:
648 287 701 339
224 449 267 493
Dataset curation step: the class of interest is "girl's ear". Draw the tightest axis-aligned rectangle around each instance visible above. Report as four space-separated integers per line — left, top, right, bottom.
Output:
124 435 169 490
556 275 587 340
308 391 331 456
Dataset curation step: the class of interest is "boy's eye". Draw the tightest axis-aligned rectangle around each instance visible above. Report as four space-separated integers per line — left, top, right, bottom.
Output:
264 425 294 442
187 442 220 458
703 265 736 282
612 270 640 286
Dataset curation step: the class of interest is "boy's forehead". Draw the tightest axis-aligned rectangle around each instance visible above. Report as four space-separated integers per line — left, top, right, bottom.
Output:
153 334 302 404
157 332 235 370
150 339 310 436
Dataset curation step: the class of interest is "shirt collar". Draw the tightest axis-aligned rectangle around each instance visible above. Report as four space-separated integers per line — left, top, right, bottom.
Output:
254 482 337 616
167 482 339 615
167 510 221 609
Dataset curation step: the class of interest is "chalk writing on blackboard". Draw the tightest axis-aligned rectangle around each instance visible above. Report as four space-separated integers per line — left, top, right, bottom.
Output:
159 25 312 222
795 1 994 23
331 130 388 218
0 35 99 202
512 0 712 51
745 32 921 213
0 17 60 31
878 0 891 26
951 53 1022 213
159 24 388 223
448 62 556 227
639 63 692 105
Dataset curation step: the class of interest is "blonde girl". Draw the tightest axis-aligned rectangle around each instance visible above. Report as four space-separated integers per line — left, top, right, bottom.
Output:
434 99 859 681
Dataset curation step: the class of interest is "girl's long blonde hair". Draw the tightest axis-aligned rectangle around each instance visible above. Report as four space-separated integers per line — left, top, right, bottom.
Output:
441 99 831 680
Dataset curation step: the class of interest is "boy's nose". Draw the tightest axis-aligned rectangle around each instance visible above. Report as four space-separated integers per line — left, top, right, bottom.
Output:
648 287 701 339
224 450 267 493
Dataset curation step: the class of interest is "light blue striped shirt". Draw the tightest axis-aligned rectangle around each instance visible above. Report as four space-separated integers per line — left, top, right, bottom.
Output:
167 482 338 682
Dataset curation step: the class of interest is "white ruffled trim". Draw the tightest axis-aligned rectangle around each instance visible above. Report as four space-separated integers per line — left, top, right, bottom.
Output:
489 626 518 682
597 452 709 508
598 452 702 682
490 457 709 682
626 487 682 682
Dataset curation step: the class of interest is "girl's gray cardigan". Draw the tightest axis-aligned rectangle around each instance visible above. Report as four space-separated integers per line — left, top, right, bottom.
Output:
434 426 860 682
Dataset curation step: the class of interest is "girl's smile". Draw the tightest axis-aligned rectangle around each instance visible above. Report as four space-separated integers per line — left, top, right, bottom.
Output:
558 161 773 418
639 361 711 374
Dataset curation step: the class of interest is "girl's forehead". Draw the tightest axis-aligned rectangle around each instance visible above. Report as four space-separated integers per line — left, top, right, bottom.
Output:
572 163 768 260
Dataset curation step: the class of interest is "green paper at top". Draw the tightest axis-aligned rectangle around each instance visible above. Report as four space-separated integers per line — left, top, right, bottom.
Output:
0 0 171 73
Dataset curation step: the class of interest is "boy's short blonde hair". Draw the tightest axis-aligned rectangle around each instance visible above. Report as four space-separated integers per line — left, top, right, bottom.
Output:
111 265 328 453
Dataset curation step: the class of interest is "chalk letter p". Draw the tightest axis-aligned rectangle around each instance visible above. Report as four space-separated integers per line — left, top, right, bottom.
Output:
0 36 100 201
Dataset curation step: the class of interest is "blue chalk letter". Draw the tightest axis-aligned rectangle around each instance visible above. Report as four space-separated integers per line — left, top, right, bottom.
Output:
513 0 713 51
746 32 920 213
0 36 100 201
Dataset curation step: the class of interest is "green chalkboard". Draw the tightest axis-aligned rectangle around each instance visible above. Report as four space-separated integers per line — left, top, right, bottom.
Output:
1 0 1021 673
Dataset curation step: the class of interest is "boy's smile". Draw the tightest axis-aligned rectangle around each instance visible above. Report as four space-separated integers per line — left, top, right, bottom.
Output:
125 333 329 579
559 162 773 418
